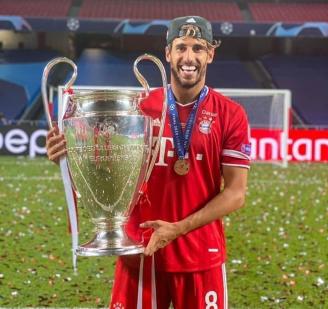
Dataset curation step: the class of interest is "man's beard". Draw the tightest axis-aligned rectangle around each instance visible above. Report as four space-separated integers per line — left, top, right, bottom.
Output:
171 65 206 89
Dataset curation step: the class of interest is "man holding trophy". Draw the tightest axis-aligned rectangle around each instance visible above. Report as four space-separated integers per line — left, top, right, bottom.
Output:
46 16 250 309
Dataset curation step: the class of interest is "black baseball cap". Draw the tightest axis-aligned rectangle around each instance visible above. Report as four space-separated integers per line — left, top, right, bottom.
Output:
166 16 213 45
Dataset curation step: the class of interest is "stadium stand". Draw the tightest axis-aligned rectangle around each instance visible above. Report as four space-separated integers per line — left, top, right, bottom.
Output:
79 0 243 21
207 58 260 89
1 0 327 23
38 48 258 121
0 0 327 127
0 50 59 120
0 0 73 17
75 49 167 86
249 3 328 22
74 49 259 89
0 80 27 121
261 55 328 125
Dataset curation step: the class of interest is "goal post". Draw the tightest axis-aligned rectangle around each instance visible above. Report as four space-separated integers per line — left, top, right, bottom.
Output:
58 86 292 167
218 88 291 168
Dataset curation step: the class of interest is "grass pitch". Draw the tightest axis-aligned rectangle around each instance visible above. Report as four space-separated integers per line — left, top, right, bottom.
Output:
0 156 327 308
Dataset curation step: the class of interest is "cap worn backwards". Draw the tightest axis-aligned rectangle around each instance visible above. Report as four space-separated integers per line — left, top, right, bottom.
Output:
166 16 213 45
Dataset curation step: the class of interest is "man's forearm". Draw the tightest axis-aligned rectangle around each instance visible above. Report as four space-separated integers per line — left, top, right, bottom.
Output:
141 166 249 256
176 187 246 236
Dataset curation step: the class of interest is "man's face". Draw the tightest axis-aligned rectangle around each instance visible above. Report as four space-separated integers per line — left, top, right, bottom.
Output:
165 36 214 90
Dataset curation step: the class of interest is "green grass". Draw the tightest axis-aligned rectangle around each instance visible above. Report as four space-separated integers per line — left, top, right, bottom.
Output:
0 156 327 308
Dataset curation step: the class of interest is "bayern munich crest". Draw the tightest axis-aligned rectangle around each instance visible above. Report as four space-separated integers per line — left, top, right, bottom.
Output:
199 119 212 134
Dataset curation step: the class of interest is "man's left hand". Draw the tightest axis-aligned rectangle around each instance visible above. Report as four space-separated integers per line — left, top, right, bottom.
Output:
140 220 182 256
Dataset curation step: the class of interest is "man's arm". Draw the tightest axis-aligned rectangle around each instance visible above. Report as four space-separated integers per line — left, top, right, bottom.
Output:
141 165 249 256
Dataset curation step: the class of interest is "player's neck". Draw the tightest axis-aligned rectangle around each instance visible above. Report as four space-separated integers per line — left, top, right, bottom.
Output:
170 82 205 105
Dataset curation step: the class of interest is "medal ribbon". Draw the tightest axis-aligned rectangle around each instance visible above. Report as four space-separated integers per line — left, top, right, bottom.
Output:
168 86 208 159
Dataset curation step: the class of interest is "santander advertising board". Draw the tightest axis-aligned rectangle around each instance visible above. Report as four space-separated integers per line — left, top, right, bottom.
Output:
251 129 328 162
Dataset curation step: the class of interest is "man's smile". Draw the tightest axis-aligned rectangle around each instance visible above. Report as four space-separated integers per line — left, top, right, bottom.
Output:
179 65 198 78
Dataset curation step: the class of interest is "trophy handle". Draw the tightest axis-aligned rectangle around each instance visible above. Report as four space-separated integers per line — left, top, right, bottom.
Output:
133 54 168 182
41 57 77 129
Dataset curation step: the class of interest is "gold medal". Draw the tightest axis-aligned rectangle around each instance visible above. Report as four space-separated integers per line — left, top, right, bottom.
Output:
173 159 190 176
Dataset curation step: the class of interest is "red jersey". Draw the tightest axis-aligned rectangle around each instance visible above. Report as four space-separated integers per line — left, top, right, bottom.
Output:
126 87 251 272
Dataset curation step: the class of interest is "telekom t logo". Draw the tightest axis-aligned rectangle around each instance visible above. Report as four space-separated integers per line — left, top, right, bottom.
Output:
154 136 175 166
153 136 204 166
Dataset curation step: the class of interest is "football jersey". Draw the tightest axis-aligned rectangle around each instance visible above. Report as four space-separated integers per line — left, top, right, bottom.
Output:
125 86 251 272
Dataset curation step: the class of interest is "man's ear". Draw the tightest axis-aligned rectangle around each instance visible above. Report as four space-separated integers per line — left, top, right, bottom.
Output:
207 48 215 64
165 46 171 63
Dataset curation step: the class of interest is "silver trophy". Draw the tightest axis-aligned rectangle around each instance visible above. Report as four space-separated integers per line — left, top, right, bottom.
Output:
42 55 167 256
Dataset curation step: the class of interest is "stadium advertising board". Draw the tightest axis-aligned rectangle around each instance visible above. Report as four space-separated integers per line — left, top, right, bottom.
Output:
0 125 47 157
0 125 327 162
251 129 328 162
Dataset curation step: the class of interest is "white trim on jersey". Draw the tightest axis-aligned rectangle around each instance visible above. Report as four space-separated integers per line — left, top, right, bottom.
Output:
221 163 250 169
137 255 144 309
137 255 157 309
222 149 251 161
222 263 228 309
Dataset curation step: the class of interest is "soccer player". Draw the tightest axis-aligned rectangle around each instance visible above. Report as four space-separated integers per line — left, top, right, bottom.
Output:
46 16 251 309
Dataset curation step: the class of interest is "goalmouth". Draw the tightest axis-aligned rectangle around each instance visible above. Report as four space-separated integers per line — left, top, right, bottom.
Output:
219 88 292 168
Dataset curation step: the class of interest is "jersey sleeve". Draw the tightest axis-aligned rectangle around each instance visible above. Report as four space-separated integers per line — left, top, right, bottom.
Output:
221 104 251 169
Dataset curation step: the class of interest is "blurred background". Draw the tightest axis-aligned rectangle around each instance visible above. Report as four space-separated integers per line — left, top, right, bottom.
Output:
0 0 327 308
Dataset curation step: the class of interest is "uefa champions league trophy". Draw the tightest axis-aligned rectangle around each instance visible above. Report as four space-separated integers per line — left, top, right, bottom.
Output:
42 55 167 256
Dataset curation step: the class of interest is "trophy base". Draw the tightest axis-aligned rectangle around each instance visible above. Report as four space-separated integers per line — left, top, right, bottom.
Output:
76 230 144 256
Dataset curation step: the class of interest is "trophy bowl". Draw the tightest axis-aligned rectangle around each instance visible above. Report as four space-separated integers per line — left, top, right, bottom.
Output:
63 90 152 256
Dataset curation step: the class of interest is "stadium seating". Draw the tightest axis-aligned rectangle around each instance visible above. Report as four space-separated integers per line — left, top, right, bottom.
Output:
79 0 243 21
207 58 260 89
74 49 259 89
250 3 328 22
34 49 256 121
0 80 27 121
75 49 167 87
0 50 59 120
1 1 327 127
261 55 328 125
1 0 327 23
0 0 73 17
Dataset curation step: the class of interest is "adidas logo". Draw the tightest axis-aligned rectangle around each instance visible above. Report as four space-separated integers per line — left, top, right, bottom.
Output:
186 18 196 23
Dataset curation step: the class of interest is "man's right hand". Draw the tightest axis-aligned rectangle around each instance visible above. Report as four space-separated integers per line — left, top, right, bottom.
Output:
46 124 67 164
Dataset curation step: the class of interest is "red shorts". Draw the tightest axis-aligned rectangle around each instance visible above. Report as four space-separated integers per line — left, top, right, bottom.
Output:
109 256 228 309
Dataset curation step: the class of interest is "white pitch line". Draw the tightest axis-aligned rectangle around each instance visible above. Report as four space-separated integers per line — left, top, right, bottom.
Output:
0 176 61 181
251 179 326 185
0 160 52 165
0 307 106 309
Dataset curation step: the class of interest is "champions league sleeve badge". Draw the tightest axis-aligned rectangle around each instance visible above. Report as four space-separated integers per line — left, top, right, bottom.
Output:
241 143 252 156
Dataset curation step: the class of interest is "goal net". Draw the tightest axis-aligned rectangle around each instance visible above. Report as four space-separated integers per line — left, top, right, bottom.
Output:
218 89 291 168
57 86 291 167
